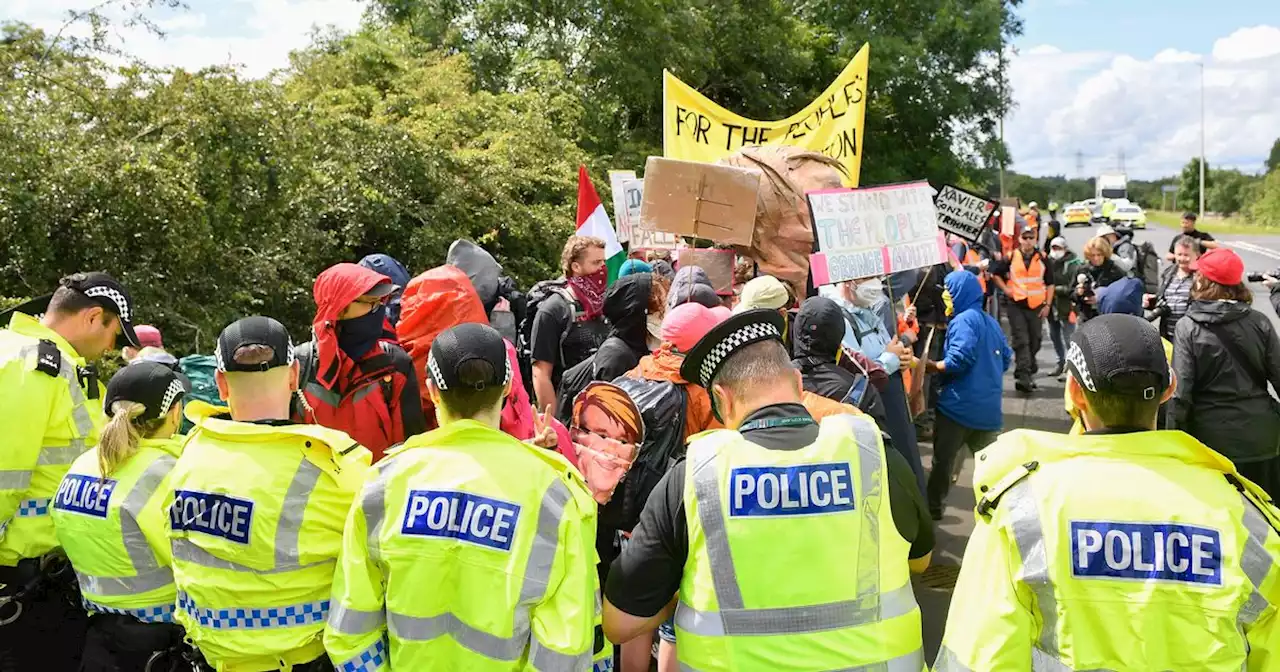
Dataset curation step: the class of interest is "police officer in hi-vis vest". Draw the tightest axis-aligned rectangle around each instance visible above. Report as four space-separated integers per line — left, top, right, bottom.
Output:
936 314 1280 670
325 322 606 671
168 316 371 671
603 309 932 672
0 272 140 671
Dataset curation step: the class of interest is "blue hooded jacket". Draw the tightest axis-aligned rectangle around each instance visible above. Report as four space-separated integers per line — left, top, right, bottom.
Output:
1096 276 1144 316
938 270 1012 431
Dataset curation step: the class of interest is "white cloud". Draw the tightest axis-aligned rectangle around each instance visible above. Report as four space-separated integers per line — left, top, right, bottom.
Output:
5 0 366 78
1006 25 1280 178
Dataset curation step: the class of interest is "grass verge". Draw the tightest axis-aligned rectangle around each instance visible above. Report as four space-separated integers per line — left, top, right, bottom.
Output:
1146 210 1280 236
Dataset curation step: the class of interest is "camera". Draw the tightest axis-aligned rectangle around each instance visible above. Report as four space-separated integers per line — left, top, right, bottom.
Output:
1247 272 1273 283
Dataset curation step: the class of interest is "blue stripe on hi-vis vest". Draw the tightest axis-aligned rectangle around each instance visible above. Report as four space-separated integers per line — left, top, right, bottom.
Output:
53 474 116 518
729 462 856 517
1071 521 1222 586
400 490 521 551
169 490 255 544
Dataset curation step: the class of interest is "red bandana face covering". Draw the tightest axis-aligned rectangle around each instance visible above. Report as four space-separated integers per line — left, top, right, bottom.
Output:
567 269 607 320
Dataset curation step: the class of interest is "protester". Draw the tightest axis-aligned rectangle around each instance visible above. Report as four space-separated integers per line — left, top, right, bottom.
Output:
528 235 612 415
924 270 1012 520
666 265 720 310
906 264 949 441
1166 211 1218 260
0 272 137 670
325 322 606 671
1075 236 1128 321
990 227 1051 393
821 277 926 493
295 262 424 461
1096 223 1137 274
625 302 723 440
735 274 795 349
603 310 932 671
650 259 675 280
1168 248 1280 496
171 316 371 671
1148 234 1200 341
619 258 652 277
358 253 411 326
447 239 524 343
51 362 186 670
1047 236 1083 378
791 296 891 429
936 314 1280 670
121 324 164 363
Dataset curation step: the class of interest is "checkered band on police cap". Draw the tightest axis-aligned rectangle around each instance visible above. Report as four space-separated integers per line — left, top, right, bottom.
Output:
680 308 787 389
104 361 185 421
428 322 511 392
1066 314 1170 400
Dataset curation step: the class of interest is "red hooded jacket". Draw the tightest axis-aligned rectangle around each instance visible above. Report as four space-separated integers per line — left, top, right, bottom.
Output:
296 263 424 461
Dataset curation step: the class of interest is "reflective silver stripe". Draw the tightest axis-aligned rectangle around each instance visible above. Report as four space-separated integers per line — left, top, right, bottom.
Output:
57 349 95 440
674 582 918 637
119 455 177 576
388 611 526 661
1005 478 1061 659
328 603 386 635
171 539 335 575
690 447 744 609
37 441 86 466
847 415 885 612
276 457 323 567
0 470 32 490
528 637 593 671
1238 493 1274 628
932 646 976 672
362 452 416 565
1030 646 1108 672
379 479 575 663
305 381 342 408
76 566 173 597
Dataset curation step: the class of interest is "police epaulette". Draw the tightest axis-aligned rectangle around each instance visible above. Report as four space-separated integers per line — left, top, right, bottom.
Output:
975 461 1040 518
35 340 61 377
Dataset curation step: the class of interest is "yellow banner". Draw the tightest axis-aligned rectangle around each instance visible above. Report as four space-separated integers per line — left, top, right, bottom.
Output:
662 44 869 187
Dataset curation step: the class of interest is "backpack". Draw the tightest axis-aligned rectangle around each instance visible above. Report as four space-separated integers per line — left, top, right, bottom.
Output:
601 376 688 534
292 340 412 421
1135 240 1160 295
177 354 222 433
517 279 578 393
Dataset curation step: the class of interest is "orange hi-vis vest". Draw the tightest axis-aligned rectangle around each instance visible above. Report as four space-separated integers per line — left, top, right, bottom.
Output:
1008 249 1047 309
964 249 988 293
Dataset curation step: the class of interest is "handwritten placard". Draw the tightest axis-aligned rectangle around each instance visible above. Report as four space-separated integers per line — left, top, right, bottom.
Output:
934 184 997 243
807 181 944 285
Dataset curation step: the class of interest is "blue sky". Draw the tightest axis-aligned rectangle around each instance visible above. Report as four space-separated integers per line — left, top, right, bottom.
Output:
5 0 1278 179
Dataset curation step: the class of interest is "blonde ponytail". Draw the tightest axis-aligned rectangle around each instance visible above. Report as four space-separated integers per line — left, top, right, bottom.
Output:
98 401 168 477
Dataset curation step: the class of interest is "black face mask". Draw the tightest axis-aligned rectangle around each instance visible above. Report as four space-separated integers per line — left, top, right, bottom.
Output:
337 305 386 359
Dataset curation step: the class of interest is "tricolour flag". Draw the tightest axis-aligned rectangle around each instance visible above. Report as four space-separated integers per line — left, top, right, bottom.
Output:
576 165 625 284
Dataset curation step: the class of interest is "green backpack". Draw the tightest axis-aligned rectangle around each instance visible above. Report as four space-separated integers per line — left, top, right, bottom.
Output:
177 354 223 432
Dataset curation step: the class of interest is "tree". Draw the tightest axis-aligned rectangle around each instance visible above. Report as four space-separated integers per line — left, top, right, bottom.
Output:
1267 137 1280 174
1178 158 1211 213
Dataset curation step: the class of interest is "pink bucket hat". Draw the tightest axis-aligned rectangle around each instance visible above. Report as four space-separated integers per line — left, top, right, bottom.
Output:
662 303 721 353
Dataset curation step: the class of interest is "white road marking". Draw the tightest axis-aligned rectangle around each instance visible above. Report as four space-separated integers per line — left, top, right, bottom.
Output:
1226 240 1280 262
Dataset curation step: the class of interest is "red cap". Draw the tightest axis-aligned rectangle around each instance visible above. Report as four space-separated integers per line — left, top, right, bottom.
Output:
135 325 163 348
1190 247 1244 285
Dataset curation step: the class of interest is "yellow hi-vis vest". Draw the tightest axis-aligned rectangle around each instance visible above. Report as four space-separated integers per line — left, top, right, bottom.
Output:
51 436 183 623
169 402 371 671
675 414 923 672
935 429 1280 671
0 313 105 566
323 419 605 672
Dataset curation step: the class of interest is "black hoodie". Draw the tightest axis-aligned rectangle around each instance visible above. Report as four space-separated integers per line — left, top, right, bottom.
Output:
792 297 890 429
593 273 654 383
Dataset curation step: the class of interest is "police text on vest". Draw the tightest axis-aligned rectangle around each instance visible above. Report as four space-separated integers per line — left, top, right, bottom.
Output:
401 490 521 551
730 463 856 517
169 490 255 544
1071 521 1222 585
54 474 116 518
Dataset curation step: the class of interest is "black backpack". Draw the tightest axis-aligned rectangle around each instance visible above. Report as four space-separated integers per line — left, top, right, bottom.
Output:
517 279 576 393
600 376 688 534
1135 240 1160 294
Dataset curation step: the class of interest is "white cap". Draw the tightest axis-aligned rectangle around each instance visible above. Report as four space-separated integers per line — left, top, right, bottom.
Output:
1096 224 1116 238
1050 236 1067 249
1028 201 1039 209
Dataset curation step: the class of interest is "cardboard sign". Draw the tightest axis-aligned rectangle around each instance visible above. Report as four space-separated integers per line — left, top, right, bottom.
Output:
934 185 997 243
1000 206 1017 238
639 157 761 247
678 248 736 295
806 181 944 285
609 170 637 245
622 179 679 250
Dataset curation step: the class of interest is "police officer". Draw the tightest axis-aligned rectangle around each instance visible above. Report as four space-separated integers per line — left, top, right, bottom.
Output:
602 309 932 671
936 314 1280 670
51 361 187 670
325 323 605 671
0 272 140 670
168 316 371 671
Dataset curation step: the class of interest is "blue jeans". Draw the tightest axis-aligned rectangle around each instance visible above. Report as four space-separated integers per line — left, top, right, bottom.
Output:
1049 318 1075 366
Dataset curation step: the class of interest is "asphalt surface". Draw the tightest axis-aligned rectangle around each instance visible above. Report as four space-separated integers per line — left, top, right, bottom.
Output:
913 218 1280 661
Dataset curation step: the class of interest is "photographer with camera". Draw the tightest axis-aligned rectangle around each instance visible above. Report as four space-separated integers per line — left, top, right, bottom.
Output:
1145 235 1200 341
1074 236 1128 322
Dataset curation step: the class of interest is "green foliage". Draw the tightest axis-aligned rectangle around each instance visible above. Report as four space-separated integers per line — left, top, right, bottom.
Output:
1267 138 1280 174
1178 157 1210 212
1206 169 1260 216
1249 170 1280 226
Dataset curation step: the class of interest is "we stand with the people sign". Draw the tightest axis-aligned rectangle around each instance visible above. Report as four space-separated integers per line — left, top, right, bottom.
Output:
807 181 944 285
934 184 998 244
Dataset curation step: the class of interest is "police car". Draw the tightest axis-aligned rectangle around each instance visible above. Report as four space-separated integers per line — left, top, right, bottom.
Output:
1110 204 1147 229
1063 203 1093 228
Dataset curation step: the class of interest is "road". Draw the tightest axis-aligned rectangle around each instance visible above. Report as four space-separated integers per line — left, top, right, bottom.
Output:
913 219 1280 662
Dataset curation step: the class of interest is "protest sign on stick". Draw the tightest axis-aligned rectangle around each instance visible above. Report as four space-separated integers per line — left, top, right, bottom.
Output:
621 178 679 250
1001 206 1017 238
609 170 637 244
806 181 944 285
934 184 998 244
639 157 760 247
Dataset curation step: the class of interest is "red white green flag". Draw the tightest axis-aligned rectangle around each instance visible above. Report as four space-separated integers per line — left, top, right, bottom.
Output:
576 165 625 283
